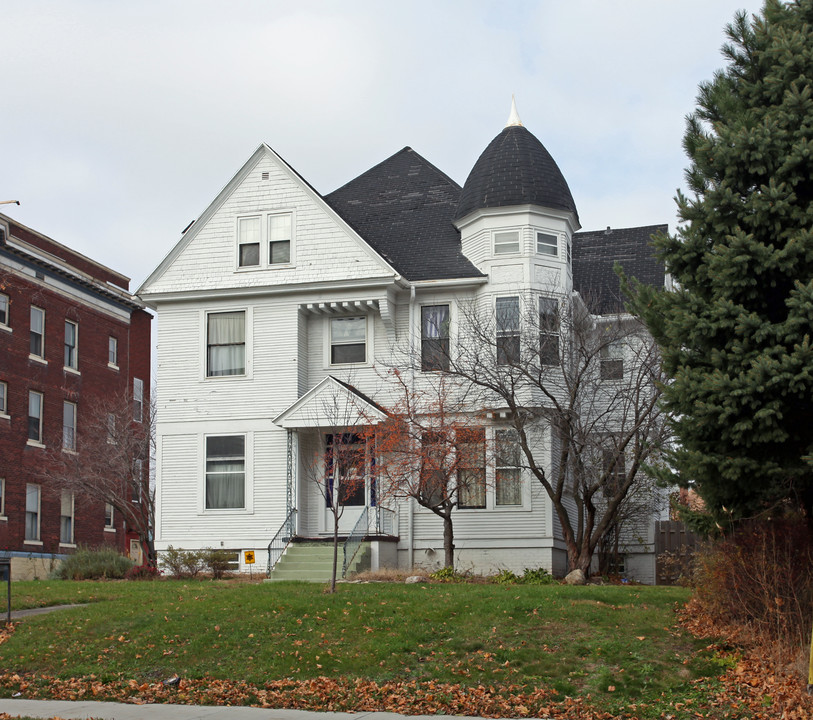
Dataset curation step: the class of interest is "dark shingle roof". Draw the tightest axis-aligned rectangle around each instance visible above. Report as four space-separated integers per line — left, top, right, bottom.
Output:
325 148 484 282
572 225 667 314
455 125 578 222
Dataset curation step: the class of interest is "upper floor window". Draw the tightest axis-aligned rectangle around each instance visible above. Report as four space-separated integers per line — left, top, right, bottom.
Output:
600 340 624 380
0 381 7 415
30 307 45 358
133 377 144 422
496 297 520 366
205 435 246 509
236 212 293 268
108 336 118 367
28 390 43 443
62 401 77 451
494 230 520 255
537 232 558 257
60 490 74 545
602 444 626 498
104 502 115 529
207 311 246 377
457 427 486 509
539 297 560 366
64 320 78 369
25 484 40 541
421 305 450 372
0 293 8 327
495 429 522 506
330 316 366 365
238 216 261 267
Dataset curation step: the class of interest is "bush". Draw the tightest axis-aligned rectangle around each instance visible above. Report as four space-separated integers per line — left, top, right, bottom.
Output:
200 548 235 579
160 546 203 578
693 513 813 650
429 566 464 583
521 566 555 585
125 564 160 581
492 569 519 585
52 546 134 580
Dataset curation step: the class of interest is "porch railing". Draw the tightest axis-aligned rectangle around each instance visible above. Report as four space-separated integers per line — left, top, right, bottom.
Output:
376 506 396 535
341 507 368 578
266 508 297 576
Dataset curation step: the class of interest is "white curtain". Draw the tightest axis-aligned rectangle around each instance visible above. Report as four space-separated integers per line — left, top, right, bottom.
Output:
208 312 245 376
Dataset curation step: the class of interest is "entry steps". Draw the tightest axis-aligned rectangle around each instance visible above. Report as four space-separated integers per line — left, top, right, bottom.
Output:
266 541 371 582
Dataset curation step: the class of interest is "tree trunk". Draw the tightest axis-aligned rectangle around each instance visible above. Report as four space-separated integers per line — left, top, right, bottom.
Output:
330 513 339 593
443 514 455 569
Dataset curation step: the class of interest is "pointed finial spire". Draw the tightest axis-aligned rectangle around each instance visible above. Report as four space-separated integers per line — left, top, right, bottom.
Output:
505 94 523 127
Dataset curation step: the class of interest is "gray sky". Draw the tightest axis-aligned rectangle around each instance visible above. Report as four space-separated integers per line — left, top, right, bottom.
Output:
2 1 762 291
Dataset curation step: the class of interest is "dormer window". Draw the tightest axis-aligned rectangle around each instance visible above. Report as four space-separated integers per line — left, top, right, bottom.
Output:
494 231 520 255
537 232 558 257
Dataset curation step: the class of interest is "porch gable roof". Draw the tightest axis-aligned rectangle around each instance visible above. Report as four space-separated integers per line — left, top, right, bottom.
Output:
274 376 388 429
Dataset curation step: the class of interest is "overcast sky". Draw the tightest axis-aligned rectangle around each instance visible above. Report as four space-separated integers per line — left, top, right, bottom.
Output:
2 1 763 292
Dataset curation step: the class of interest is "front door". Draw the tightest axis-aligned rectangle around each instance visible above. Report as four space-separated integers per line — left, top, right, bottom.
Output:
323 433 375 535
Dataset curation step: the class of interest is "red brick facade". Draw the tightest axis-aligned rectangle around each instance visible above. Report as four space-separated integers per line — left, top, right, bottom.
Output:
0 213 151 565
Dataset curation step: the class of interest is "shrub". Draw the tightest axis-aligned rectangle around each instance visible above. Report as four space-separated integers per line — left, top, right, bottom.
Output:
429 566 465 583
160 546 203 578
200 548 235 579
491 569 519 585
693 513 813 651
52 546 134 580
521 566 555 585
125 564 160 581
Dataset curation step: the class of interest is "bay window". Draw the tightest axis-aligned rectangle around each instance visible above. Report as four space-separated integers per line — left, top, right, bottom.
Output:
496 297 520 366
495 429 522 506
457 427 486 509
539 297 560 366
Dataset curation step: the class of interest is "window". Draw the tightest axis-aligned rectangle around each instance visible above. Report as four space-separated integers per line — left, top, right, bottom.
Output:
0 381 7 415
62 401 76 451
28 390 43 443
133 377 144 422
30 307 44 358
104 503 115 529
64 320 78 369
421 305 450 371
325 433 366 507
0 293 8 326
457 427 486 509
494 230 520 255
420 430 449 508
537 232 558 257
566 237 572 265
539 297 560 366
496 297 520 366
237 216 261 267
207 311 246 377
269 213 292 264
108 336 118 367
0 478 5 517
25 484 40 541
205 435 245 509
600 340 624 380
602 445 626 498
330 316 366 364
495 429 522 506
60 490 74 544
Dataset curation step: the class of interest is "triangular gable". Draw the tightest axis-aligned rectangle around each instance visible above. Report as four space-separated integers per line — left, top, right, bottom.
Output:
274 376 388 429
138 143 399 296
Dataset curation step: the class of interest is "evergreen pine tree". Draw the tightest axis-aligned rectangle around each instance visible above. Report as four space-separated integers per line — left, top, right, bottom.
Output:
629 0 813 524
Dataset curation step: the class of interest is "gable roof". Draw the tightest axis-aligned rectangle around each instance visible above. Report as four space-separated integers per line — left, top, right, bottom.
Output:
455 125 578 223
325 148 484 282
572 224 667 314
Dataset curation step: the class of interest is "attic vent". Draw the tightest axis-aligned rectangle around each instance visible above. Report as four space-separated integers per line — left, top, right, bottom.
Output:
261 172 270 181
35 270 44 280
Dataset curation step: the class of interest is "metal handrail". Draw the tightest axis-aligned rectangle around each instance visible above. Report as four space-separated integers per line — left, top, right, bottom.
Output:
376 506 396 536
266 508 297 576
341 507 368 578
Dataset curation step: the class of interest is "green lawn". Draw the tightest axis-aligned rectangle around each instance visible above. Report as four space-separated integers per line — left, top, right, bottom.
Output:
0 579 726 718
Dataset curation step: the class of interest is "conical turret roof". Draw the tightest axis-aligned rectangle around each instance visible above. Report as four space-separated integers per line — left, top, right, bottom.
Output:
455 108 578 222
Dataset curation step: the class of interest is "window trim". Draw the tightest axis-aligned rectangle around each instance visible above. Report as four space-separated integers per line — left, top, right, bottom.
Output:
205 309 249 379
494 229 521 255
62 400 77 451
536 231 559 257
235 210 295 270
30 306 45 360
328 315 371 367
64 319 78 370
203 433 252 512
27 390 44 446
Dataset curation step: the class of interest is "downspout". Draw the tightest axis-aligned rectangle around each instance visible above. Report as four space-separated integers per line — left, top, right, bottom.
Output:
407 283 416 569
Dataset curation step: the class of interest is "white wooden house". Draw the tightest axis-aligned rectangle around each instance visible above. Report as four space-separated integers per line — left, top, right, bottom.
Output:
138 102 670 582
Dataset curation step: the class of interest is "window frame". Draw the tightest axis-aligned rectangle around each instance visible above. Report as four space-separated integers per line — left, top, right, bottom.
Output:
24 483 41 542
495 428 523 506
0 477 5 518
104 502 115 530
206 310 247 378
421 304 451 372
0 380 7 417
235 211 295 270
0 293 9 329
62 400 77 451
496 296 520 366
456 427 486 509
237 215 261 268
536 231 559 257
64 320 78 370
60 489 75 546
30 306 45 360
328 315 369 366
204 434 248 511
108 336 118 368
268 212 292 265
493 230 521 255
133 377 144 422
600 340 625 380
27 390 44 445
539 296 560 366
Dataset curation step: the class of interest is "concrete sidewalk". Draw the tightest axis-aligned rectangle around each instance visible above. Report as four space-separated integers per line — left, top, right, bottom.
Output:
0 699 551 720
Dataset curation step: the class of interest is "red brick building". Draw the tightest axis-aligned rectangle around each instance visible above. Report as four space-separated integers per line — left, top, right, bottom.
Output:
0 212 151 579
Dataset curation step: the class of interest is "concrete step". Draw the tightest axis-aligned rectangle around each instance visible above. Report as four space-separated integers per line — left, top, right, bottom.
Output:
267 541 370 582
